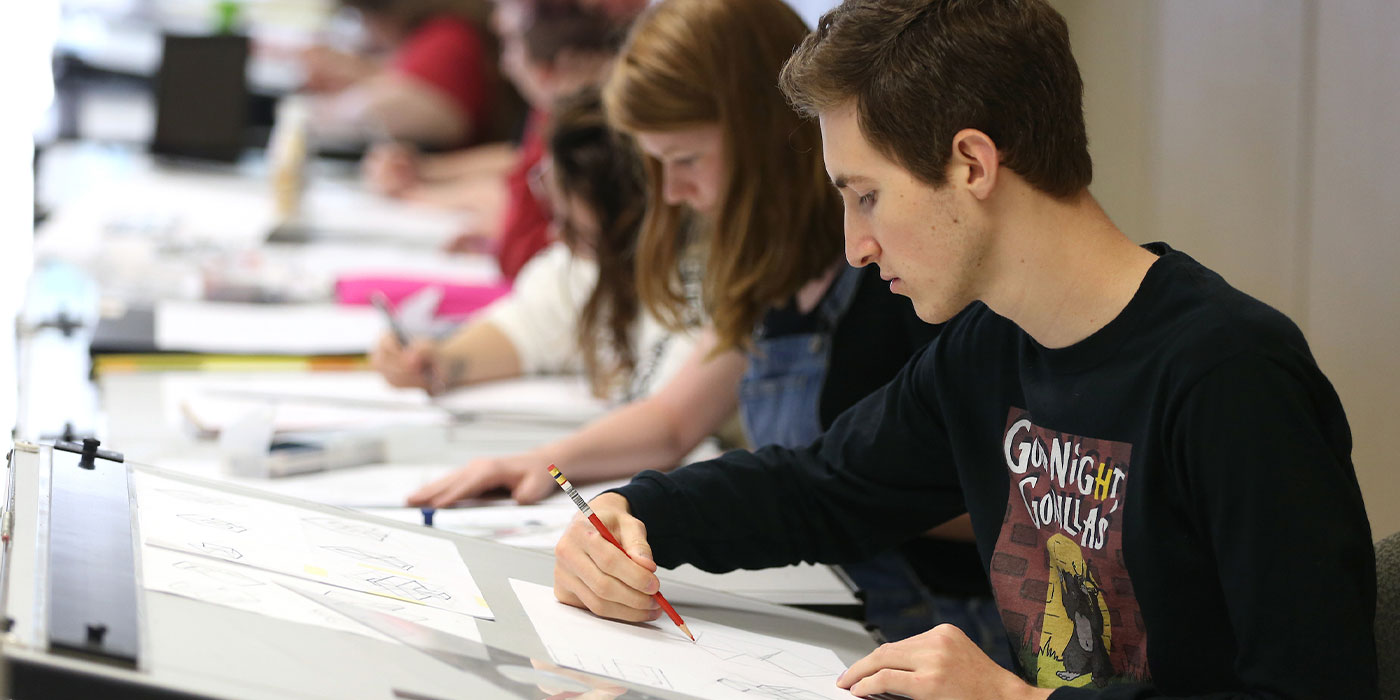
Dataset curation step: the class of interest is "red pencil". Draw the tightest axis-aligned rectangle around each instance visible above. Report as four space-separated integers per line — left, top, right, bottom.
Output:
547 464 694 642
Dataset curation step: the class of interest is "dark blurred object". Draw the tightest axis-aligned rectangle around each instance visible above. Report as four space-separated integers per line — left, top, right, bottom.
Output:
151 34 250 162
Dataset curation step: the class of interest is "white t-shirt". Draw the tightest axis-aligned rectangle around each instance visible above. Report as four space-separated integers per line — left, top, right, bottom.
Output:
481 242 697 402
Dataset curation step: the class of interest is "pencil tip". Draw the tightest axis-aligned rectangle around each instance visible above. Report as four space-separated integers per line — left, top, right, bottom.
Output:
680 623 695 642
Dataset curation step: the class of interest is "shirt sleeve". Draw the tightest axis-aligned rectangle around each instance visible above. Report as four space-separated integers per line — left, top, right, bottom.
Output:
1052 353 1378 700
390 16 492 129
613 341 967 572
481 243 596 375
495 121 552 280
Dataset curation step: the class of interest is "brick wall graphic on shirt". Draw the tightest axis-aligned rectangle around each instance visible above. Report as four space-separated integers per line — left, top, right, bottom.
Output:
991 407 1149 688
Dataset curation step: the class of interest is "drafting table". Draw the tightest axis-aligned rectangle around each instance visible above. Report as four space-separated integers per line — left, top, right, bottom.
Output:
0 441 876 699
92 369 862 609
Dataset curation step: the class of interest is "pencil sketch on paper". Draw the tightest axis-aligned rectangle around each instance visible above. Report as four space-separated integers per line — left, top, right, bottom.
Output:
546 646 674 689
156 488 240 507
189 542 243 560
172 559 263 586
317 588 430 623
320 545 414 571
356 572 451 602
302 516 390 542
694 631 838 678
167 579 263 607
177 513 248 533
716 677 830 700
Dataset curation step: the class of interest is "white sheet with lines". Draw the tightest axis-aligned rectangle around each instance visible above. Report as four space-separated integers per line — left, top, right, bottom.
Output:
510 579 855 700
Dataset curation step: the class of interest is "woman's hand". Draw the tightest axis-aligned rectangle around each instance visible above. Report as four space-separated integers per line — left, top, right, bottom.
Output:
406 452 559 507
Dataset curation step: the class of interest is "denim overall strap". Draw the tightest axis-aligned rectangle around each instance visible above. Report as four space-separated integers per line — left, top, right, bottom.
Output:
741 266 1012 660
739 265 864 449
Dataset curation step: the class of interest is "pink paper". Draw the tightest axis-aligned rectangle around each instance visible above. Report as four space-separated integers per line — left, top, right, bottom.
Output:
336 277 512 318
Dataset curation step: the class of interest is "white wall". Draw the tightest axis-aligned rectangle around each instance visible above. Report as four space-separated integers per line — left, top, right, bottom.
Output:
1054 0 1400 539
0 0 54 439
784 0 840 28
1307 1 1400 542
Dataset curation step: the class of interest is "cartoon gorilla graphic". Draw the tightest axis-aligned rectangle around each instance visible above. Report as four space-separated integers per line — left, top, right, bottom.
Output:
1056 567 1114 686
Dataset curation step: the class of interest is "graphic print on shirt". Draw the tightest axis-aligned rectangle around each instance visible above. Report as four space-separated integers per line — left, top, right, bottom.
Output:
991 408 1149 688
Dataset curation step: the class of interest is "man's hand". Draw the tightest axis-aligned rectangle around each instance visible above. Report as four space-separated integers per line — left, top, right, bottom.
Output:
553 493 662 623
838 624 1052 700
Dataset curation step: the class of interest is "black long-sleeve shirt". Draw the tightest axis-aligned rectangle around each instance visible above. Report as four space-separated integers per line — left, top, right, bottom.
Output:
615 244 1377 698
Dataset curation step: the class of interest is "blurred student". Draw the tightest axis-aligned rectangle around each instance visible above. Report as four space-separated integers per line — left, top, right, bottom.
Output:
303 0 506 148
363 0 635 280
372 87 701 491
402 0 998 652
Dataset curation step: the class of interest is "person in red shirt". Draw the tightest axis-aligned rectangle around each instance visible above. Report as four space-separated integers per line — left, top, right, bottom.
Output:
362 0 634 280
302 0 503 148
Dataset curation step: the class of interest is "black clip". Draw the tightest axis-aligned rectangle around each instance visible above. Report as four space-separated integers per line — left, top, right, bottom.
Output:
54 438 125 465
78 438 100 470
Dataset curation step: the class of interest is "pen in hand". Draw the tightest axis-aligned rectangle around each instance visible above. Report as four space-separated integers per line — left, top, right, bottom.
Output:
370 291 444 395
547 464 695 642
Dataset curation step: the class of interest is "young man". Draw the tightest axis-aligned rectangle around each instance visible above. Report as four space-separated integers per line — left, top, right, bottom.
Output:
552 1 1378 698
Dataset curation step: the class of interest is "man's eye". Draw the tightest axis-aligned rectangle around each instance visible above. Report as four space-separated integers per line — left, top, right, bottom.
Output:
859 192 877 207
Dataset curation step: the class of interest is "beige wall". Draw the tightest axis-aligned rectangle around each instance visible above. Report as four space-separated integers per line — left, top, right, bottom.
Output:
1054 0 1400 539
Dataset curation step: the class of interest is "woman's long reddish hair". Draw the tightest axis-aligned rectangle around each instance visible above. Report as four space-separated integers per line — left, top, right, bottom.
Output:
603 0 843 352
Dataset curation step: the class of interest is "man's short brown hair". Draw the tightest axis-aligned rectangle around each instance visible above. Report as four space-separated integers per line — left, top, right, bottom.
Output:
779 0 1092 198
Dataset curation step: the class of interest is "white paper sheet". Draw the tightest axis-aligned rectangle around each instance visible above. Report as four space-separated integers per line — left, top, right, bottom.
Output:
365 504 580 550
164 371 609 428
510 579 854 700
143 546 483 644
142 545 396 641
297 179 468 247
35 168 472 266
433 376 610 423
257 241 501 287
154 301 383 355
180 394 449 436
221 463 460 508
135 472 494 620
351 474 636 546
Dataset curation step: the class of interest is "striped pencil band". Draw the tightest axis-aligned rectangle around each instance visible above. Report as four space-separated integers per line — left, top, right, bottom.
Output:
548 465 594 517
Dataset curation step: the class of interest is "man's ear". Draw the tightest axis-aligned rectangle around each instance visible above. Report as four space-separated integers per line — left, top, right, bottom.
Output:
949 128 999 201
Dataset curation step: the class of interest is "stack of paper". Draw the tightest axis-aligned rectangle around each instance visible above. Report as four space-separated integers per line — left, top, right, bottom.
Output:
167 371 611 436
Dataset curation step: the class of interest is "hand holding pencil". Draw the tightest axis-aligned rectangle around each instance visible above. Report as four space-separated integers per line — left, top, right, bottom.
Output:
368 292 445 395
549 466 694 641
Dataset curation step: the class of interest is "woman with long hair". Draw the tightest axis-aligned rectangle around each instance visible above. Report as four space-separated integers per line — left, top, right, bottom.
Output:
372 87 700 455
405 0 1003 653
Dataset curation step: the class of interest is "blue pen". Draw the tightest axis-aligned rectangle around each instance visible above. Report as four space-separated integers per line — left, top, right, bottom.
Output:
420 507 435 527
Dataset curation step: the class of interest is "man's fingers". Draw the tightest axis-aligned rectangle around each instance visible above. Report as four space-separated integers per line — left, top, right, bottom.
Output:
573 546 660 612
555 568 661 623
613 517 655 569
583 524 659 594
837 642 917 690
847 668 925 699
